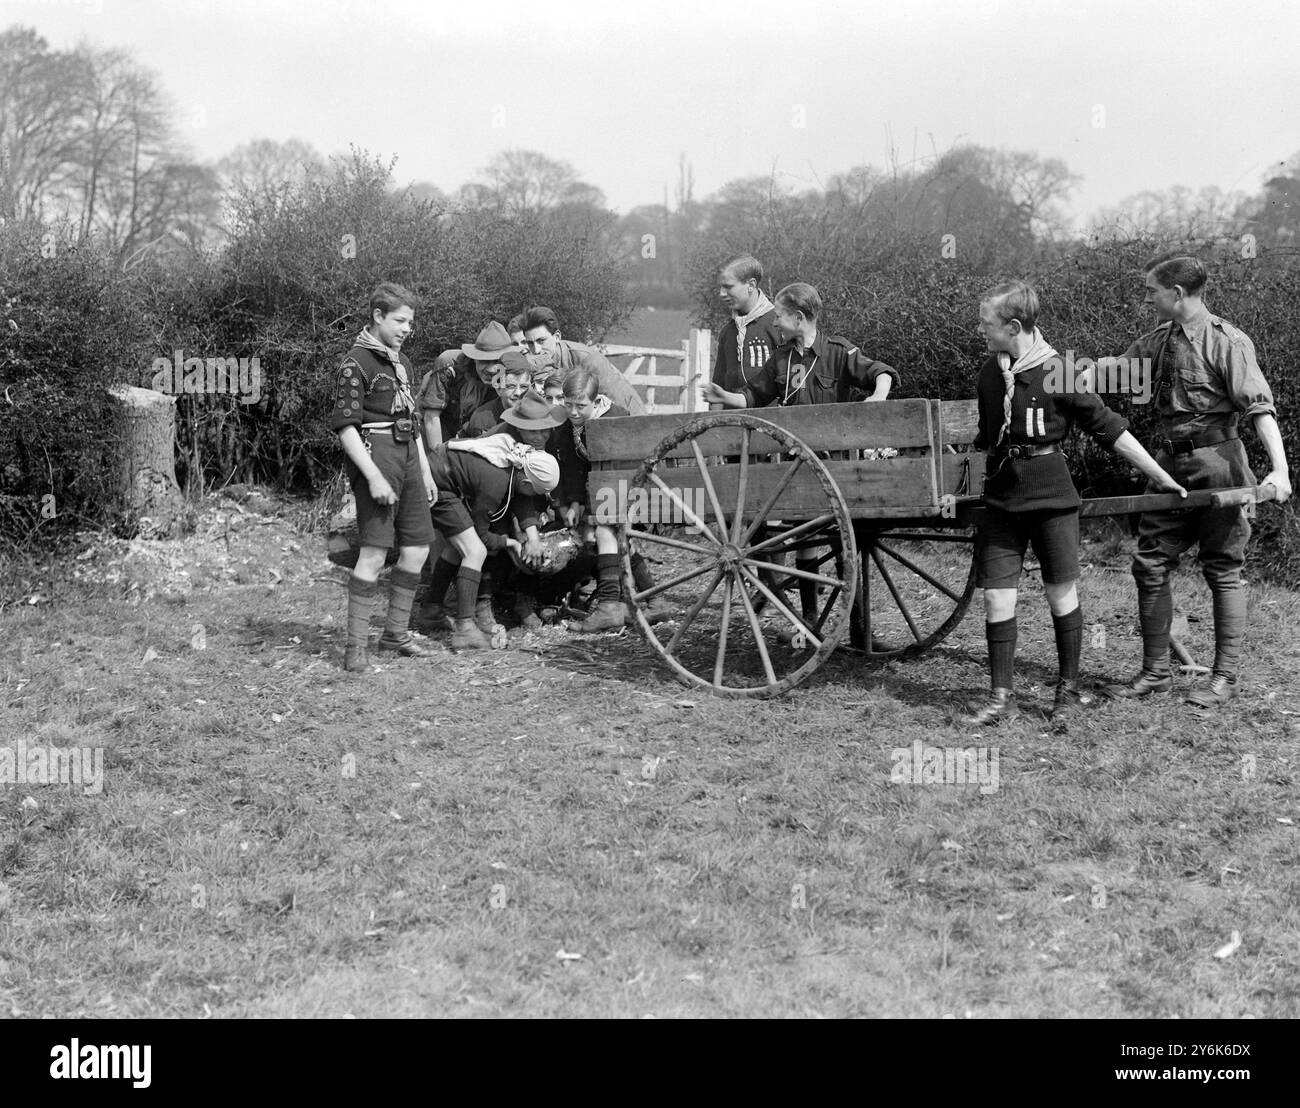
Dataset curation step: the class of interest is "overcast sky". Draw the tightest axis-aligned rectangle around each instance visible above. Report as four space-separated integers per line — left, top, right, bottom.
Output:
5 0 1296 226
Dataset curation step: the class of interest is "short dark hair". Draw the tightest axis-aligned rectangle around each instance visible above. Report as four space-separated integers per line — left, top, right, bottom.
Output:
506 313 526 335
1144 252 1208 295
982 280 1039 332
774 282 822 322
523 306 561 334
542 373 564 392
562 366 599 402
720 255 763 284
370 282 417 317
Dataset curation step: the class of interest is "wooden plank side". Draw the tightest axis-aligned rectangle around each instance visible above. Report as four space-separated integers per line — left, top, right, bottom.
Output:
584 398 936 462
587 458 938 523
939 452 981 498
936 399 980 446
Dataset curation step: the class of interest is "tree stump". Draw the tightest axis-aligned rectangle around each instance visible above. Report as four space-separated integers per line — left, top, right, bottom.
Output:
107 385 185 538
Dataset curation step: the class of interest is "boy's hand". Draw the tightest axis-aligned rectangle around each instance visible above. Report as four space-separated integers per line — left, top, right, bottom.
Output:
367 473 398 505
562 503 582 529
522 534 545 567
702 382 742 408
1151 470 1187 497
1261 469 1292 504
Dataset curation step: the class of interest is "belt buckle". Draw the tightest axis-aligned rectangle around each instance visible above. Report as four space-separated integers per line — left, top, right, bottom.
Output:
1007 444 1026 460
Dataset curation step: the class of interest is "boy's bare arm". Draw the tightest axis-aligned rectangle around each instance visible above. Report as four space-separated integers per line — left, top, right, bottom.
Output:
338 426 397 505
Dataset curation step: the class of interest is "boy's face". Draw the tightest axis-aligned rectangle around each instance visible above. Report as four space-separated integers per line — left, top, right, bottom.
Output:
544 385 564 405
1143 273 1180 322
719 271 759 315
510 329 526 351
495 371 530 406
371 305 414 350
513 427 551 450
564 394 598 425
773 304 804 342
977 301 1019 354
523 325 559 358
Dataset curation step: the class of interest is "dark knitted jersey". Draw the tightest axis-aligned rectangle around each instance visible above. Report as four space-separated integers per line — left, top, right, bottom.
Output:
427 446 541 550
712 309 783 393
549 404 630 508
973 354 1128 511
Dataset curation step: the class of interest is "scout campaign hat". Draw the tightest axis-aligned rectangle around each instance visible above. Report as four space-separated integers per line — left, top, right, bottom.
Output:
461 321 515 361
501 391 568 430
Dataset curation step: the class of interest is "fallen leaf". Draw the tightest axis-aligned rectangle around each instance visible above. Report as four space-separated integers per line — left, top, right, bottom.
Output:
140 647 158 665
389 810 403 821
20 796 37 811
271 713 283 724
556 949 583 961
941 839 963 852
674 700 696 709
1061 894 1076 903
1277 817 1294 826
1214 931 1242 959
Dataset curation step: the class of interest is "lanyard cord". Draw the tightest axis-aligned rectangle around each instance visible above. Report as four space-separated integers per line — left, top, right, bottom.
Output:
490 467 516 524
783 350 816 405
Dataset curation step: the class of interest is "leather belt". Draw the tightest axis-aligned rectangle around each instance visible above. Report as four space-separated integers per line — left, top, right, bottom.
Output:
1159 427 1237 455
993 442 1060 460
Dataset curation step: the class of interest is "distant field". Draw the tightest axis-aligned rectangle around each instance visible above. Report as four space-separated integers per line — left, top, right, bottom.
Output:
602 308 697 351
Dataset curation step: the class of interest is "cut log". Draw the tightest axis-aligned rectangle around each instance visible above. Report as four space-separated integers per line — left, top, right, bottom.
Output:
108 385 185 538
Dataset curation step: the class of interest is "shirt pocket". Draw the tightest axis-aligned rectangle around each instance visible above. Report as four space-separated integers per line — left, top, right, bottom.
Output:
1170 347 1217 411
812 371 840 403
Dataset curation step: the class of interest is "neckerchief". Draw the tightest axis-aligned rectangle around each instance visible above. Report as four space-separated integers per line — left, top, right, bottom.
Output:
734 292 774 364
571 395 612 461
354 328 415 415
994 329 1059 447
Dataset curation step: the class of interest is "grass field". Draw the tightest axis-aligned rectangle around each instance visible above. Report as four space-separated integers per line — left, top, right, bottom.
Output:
1 492 1298 1018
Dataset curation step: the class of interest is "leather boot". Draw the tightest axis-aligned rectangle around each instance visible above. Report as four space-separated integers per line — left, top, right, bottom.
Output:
961 687 1018 727
450 618 491 651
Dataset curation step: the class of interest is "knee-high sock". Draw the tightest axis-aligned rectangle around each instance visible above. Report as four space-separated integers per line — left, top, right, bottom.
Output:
384 567 421 637
595 553 621 603
347 577 378 648
1138 581 1173 675
1052 605 1083 684
455 566 482 621
424 556 457 611
1211 583 1247 680
630 551 654 594
987 616 1017 690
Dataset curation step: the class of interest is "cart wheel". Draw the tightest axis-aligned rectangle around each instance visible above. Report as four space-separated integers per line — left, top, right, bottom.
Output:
851 525 977 658
618 413 857 697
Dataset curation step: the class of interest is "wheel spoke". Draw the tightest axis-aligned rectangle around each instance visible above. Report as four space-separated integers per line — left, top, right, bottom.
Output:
633 558 719 603
744 513 835 556
870 546 923 643
713 574 734 688
734 566 778 685
738 454 805 547
875 540 965 603
861 545 874 652
691 438 730 537
737 564 824 651
813 585 842 635
731 427 750 544
647 471 723 546
741 557 844 590
628 528 717 558
664 566 726 655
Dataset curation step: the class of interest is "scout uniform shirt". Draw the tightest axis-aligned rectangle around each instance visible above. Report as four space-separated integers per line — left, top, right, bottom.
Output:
1118 310 1276 440
972 355 1127 512
738 332 899 409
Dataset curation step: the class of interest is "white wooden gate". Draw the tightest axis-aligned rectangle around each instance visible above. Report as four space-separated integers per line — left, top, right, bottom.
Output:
595 327 712 414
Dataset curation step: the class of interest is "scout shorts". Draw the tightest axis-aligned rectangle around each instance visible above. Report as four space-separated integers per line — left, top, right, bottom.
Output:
349 435 436 550
977 505 1080 589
